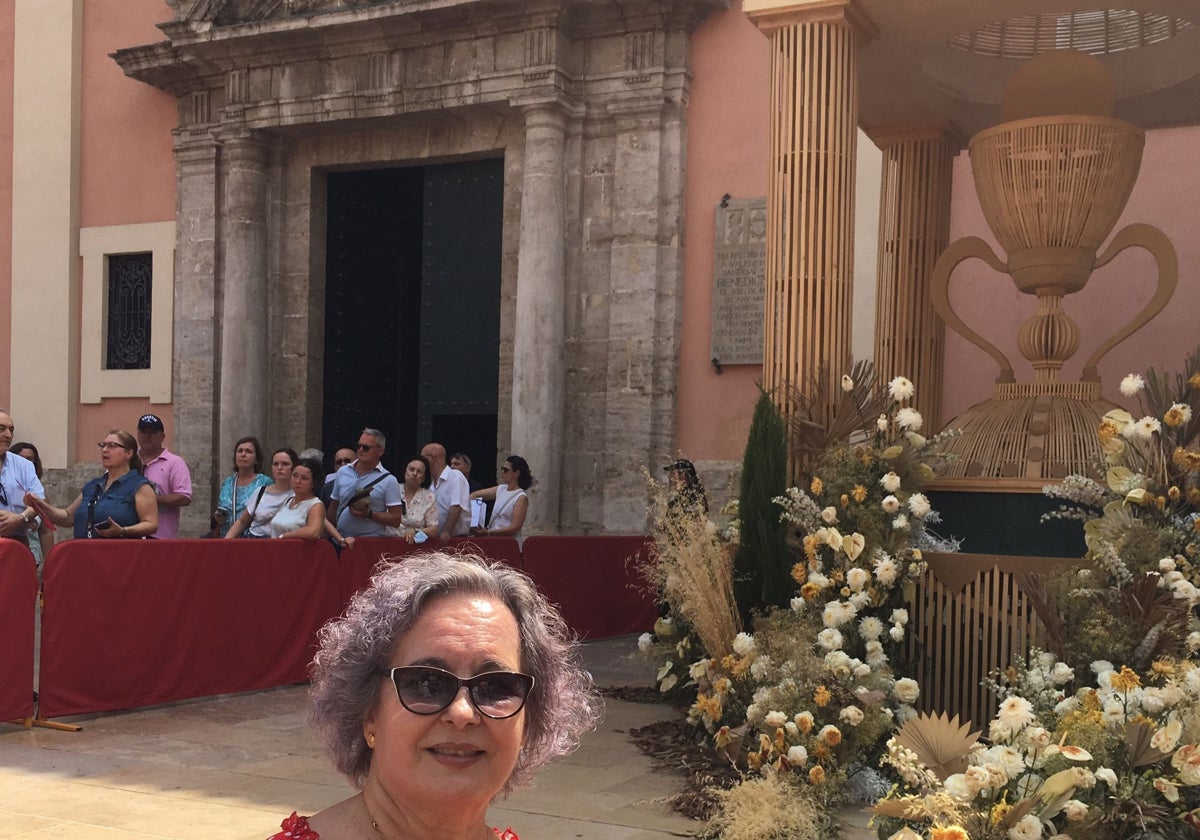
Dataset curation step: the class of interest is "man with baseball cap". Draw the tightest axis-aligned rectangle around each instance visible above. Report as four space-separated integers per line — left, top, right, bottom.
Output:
136 413 193 538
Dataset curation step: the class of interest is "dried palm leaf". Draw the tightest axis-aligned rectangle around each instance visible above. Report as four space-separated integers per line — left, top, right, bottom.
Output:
893 711 982 782
1126 720 1165 768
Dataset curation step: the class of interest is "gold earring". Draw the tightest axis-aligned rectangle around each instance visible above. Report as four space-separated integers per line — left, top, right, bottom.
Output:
366 732 376 747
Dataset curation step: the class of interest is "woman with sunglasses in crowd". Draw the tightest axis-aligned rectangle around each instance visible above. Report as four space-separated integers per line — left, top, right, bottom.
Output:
25 430 158 539
469 455 533 541
268 552 599 840
225 447 297 539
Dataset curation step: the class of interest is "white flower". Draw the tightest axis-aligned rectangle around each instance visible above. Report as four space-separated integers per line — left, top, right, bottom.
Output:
888 376 915 402
907 493 931 518
823 600 858 628
1165 402 1193 426
841 374 854 393
824 650 852 677
749 656 772 680
881 494 900 513
817 628 845 651
943 773 974 800
1008 816 1046 840
859 616 884 640
1131 416 1162 439
794 710 814 730
880 472 902 493
688 659 710 680
1160 557 1178 572
874 557 899 587
849 591 872 610
843 532 866 562
732 632 755 656
891 609 909 625
821 506 839 524
1119 373 1145 397
1187 631 1200 652
996 696 1035 734
892 513 909 530
889 625 905 642
764 710 788 728
1063 800 1088 822
790 596 806 612
840 705 864 726
637 632 653 653
786 745 808 766
894 678 921 704
1094 767 1117 786
784 721 798 736
1051 662 1075 684
1026 726 1052 748
895 407 923 431
846 567 870 592
1091 660 1114 676
876 413 889 432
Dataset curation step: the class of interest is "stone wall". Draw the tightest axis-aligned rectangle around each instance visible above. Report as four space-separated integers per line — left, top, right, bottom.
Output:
114 0 730 536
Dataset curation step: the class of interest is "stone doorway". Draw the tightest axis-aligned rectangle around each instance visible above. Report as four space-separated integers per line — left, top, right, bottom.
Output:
322 157 504 473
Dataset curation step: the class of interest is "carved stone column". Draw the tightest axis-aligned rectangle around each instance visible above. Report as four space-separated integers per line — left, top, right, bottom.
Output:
511 104 568 531
869 126 957 427
745 0 873 477
173 138 222 528
217 133 270 467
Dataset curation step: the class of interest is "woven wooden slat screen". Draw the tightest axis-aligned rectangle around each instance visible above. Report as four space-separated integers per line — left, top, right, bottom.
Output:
905 552 1083 730
761 18 858 480
947 11 1192 59
872 130 955 427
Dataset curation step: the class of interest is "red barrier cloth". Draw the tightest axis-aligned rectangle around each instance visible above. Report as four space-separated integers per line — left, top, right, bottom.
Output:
520 536 658 640
38 539 340 719
0 541 37 720
336 537 522 616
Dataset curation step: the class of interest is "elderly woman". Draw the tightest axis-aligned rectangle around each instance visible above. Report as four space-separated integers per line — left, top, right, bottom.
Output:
269 552 600 840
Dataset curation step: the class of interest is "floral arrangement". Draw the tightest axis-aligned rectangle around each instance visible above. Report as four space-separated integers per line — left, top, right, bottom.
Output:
638 367 958 838
873 652 1200 839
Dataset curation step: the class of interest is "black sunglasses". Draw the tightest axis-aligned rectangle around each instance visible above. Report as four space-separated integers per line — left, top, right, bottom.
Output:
382 665 534 720
357 443 377 451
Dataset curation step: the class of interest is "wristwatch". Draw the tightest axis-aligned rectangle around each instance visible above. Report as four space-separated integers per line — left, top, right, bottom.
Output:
21 511 33 524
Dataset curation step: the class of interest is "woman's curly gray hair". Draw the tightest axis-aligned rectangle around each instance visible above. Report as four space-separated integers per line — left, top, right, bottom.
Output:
309 551 601 791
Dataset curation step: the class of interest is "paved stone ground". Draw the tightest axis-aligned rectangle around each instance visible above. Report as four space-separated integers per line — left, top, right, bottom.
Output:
1 636 874 839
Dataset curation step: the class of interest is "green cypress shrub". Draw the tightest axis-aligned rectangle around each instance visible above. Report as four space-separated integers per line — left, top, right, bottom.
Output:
734 389 791 620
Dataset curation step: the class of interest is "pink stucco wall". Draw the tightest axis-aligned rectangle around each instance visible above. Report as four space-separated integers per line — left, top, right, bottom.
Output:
676 1 770 462
0 2 14 407
76 0 177 458
941 125 1200 427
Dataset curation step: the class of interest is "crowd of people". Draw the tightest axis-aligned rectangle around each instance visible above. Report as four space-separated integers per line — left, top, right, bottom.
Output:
0 407 536 562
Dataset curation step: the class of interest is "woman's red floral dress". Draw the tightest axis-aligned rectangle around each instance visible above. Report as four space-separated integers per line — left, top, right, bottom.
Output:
268 812 518 839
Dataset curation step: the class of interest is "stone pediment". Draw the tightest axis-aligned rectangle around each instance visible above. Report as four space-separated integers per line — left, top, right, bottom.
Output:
182 0 382 25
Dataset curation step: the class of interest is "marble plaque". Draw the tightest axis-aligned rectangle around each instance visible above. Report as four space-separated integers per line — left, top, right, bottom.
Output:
710 198 766 365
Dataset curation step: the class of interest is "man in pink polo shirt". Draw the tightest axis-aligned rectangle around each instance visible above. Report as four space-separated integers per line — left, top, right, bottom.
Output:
136 414 193 539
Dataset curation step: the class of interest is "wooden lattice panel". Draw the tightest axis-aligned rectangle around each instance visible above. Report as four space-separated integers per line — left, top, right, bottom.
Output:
906 553 1082 730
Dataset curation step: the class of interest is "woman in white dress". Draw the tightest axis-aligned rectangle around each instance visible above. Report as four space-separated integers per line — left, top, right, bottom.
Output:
470 455 532 539
225 447 296 539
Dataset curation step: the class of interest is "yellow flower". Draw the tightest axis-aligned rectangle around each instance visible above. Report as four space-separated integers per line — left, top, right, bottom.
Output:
930 827 970 840
840 493 850 508
852 484 867 503
1189 371 1200 389
803 534 819 564
1170 485 1182 501
810 476 824 496
714 725 732 749
1164 404 1192 427
791 562 808 585
1151 659 1176 677
1174 448 1200 472
990 801 1010 827
801 582 821 601
808 765 826 784
1111 666 1141 692
814 685 831 707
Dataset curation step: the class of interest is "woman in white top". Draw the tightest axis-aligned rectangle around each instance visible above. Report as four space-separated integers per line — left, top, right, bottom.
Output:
398 455 438 544
269 458 353 548
470 454 532 538
225 447 296 539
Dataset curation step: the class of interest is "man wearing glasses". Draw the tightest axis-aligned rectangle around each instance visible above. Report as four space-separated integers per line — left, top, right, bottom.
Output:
320 446 356 507
327 428 403 538
0 410 44 545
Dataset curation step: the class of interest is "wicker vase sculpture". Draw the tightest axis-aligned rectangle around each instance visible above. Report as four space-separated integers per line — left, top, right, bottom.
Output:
931 51 1178 488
